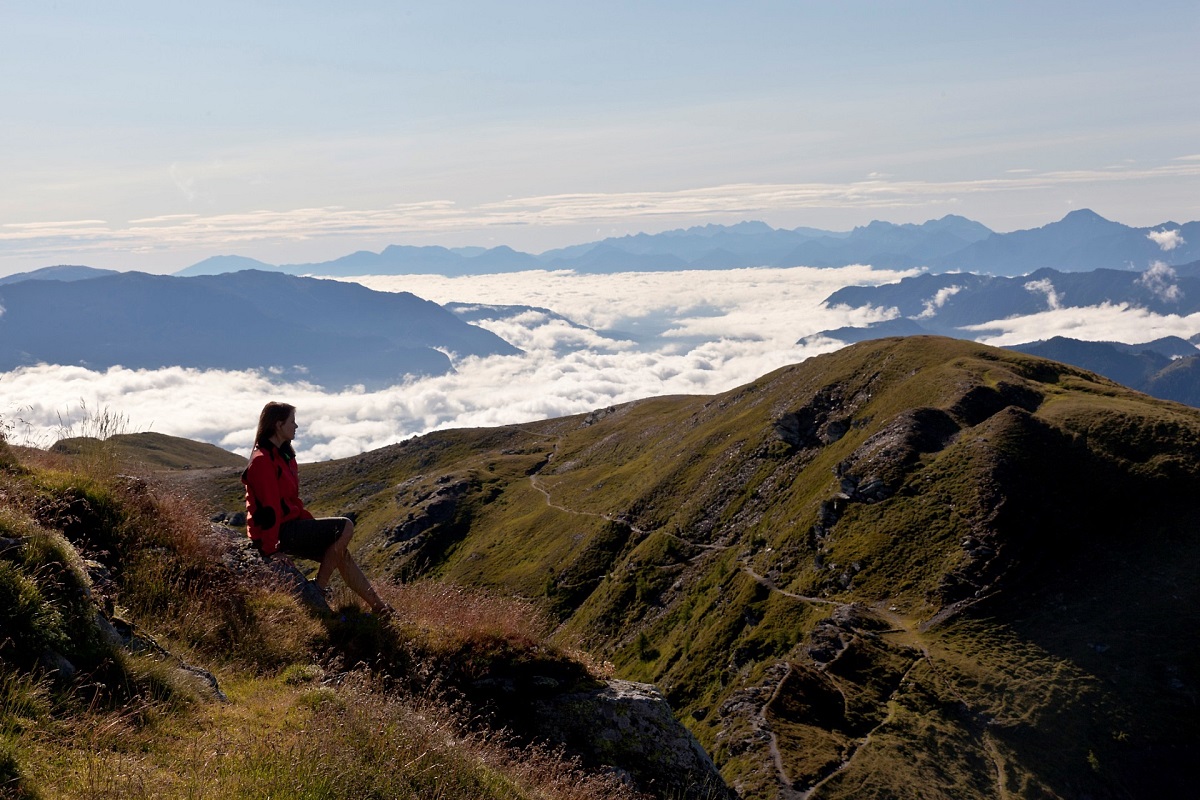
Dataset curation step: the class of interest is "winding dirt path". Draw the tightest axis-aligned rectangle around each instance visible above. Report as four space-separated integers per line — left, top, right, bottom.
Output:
515 426 856 794
741 565 844 609
797 651 925 800
513 425 1005 799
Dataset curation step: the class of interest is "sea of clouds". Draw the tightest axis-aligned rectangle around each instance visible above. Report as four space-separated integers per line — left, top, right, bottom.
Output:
5 265 1200 462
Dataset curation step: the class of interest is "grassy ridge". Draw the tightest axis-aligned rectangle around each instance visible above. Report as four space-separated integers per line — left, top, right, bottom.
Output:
263 336 1200 798
51 432 245 471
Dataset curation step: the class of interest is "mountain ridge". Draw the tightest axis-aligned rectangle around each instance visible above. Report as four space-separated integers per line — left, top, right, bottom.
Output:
0 264 120 284
148 209 1198 278
6 210 1194 281
188 336 1200 798
0 269 519 388
816 261 1200 336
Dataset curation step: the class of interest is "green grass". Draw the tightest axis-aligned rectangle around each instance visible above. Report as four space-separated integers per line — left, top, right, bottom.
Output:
14 675 628 800
52 432 245 472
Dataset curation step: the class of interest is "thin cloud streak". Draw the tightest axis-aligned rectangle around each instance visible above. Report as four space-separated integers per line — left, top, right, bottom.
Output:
3 161 1199 265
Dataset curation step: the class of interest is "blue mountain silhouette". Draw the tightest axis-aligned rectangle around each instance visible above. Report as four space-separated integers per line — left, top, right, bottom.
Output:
0 270 519 388
168 210 1200 277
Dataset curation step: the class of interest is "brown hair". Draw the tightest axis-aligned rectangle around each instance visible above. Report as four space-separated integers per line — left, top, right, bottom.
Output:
254 401 296 459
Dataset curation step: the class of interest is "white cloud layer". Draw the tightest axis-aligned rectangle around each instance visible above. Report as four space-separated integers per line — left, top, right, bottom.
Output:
964 303 1200 346
0 267 904 461
6 265 1200 463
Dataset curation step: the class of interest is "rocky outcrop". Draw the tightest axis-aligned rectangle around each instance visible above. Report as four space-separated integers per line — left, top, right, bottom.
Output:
773 383 862 452
382 475 475 552
94 610 228 702
530 679 735 799
209 522 331 612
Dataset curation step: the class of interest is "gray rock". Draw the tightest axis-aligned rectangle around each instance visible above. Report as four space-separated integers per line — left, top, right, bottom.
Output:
268 562 332 613
37 649 77 680
209 523 330 613
531 679 734 799
101 611 229 702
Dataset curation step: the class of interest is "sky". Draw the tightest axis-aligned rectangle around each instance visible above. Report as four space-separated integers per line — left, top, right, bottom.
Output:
2 1 1199 276
4 3 1200 460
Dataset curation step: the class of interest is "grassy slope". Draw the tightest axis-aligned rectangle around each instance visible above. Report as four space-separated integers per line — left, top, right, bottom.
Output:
0 439 639 800
52 432 245 471
258 336 1200 799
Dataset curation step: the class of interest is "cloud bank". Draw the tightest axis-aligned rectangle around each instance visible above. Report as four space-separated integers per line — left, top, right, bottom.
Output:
1 266 903 461
6 264 1200 463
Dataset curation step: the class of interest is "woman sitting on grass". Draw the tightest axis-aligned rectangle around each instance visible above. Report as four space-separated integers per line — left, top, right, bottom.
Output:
242 401 392 616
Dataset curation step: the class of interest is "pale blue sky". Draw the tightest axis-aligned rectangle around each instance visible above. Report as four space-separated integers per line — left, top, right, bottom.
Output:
2 1 1197 274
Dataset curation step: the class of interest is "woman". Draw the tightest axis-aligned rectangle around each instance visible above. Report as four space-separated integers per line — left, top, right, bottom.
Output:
242 401 391 615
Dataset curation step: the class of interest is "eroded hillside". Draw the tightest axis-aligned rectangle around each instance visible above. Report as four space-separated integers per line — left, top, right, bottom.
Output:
199 336 1200 799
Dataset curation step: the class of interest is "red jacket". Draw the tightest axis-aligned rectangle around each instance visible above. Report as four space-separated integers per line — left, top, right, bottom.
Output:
241 445 312 555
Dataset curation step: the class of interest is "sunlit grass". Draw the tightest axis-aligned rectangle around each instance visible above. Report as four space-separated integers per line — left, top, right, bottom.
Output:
14 669 632 800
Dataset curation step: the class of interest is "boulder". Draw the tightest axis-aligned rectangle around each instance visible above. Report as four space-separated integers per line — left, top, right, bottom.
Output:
530 679 734 799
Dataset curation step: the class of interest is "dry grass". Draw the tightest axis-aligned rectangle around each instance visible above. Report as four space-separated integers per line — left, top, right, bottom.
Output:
17 671 638 800
2 442 645 800
387 582 556 641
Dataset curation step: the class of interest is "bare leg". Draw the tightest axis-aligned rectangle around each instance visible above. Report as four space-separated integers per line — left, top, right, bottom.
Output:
337 552 387 611
315 520 351 588
316 519 389 612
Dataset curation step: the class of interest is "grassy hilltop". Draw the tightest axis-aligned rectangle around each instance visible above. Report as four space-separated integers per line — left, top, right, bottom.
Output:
269 335 1198 798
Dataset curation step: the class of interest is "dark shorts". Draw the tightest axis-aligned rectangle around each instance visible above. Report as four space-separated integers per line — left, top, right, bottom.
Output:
278 517 348 562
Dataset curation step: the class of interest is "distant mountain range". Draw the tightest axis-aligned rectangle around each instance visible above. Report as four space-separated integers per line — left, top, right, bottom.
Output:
817 261 1200 334
7 211 1200 403
162 209 1198 278
1003 336 1200 407
0 264 120 285
0 270 519 388
4 210 1194 282
798 260 1200 406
